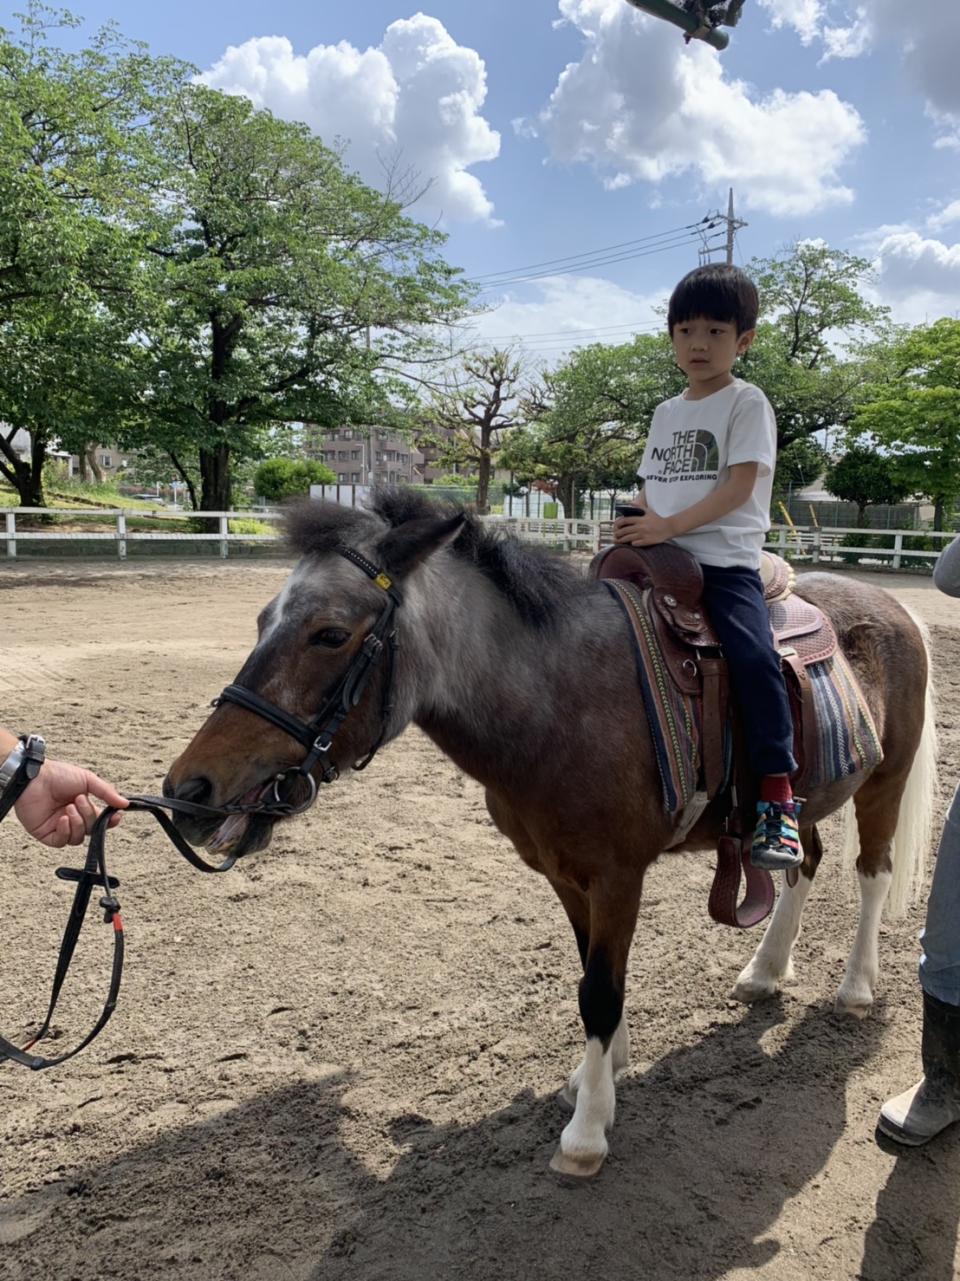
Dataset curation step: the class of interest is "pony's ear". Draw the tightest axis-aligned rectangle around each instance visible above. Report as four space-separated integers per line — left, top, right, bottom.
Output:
377 512 467 578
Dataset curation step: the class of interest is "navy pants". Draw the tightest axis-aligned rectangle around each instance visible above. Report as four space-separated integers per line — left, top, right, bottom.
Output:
700 564 797 778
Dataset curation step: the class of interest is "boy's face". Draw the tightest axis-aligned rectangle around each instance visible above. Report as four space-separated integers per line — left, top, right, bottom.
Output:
670 315 756 391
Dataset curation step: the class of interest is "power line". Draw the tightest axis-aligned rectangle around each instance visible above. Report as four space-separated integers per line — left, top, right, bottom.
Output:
470 318 663 341
477 229 710 291
468 219 711 282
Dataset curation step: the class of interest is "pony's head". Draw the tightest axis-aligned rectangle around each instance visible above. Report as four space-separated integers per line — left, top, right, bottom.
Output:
163 491 465 858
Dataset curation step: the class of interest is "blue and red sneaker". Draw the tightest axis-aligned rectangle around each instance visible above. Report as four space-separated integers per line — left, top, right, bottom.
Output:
751 799 803 871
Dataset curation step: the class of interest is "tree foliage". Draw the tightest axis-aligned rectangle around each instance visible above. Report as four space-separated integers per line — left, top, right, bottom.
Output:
420 348 525 514
0 5 181 504
849 318 960 529
253 457 335 502
501 335 683 516
825 446 910 525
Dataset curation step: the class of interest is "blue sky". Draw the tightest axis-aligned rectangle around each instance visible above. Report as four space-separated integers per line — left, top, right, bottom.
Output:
14 0 960 360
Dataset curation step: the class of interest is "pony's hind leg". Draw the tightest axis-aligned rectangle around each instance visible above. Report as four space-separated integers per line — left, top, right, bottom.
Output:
732 826 822 1002
551 878 641 1178
835 778 899 1018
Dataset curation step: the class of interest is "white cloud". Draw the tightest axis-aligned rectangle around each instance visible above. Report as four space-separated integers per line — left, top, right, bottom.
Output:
756 0 827 45
462 274 670 365
760 1 960 138
520 0 865 217
199 15 500 225
872 229 960 323
928 200 960 233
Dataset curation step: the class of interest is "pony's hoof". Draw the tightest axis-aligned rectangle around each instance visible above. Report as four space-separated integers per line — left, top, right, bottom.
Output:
835 991 873 1019
731 974 779 1003
549 1146 606 1178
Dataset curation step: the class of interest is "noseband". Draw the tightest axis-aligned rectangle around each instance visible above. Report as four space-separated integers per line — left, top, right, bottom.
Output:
213 545 403 810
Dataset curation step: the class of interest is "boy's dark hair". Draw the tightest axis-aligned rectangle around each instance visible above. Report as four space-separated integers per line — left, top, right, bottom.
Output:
667 264 759 335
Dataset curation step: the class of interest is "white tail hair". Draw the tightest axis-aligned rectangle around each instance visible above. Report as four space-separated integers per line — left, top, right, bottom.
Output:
840 606 939 917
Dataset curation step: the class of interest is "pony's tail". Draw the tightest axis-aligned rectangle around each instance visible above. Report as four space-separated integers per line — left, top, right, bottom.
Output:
840 606 939 918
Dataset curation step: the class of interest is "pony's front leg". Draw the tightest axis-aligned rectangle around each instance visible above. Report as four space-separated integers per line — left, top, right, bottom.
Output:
551 884 640 1178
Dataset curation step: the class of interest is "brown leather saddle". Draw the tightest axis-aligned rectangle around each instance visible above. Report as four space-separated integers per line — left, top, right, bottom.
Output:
590 541 836 792
590 542 839 928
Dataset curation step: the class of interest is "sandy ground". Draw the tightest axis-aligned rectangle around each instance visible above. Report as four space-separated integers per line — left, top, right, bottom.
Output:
0 557 958 1281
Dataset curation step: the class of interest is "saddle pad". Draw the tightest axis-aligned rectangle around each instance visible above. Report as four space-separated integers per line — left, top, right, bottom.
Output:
605 579 701 816
794 649 883 793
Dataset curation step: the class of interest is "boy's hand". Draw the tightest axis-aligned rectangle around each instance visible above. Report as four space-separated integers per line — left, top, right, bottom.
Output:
613 511 674 547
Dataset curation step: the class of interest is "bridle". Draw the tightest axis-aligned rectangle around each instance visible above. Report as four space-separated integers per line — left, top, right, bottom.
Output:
213 544 403 805
1 544 403 1070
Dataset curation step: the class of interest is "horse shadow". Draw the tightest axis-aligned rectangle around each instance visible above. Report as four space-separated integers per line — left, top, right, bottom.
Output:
2 1002 958 1281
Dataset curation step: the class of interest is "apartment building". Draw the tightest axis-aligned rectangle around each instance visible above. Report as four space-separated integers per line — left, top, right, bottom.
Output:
304 426 425 486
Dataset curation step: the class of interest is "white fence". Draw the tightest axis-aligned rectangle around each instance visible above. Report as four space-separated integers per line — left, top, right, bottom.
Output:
0 507 954 570
1 507 284 560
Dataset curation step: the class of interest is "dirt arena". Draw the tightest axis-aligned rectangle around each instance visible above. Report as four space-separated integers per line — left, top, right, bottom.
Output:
0 555 958 1281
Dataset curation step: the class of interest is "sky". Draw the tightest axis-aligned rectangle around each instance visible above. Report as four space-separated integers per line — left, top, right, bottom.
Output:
12 0 960 363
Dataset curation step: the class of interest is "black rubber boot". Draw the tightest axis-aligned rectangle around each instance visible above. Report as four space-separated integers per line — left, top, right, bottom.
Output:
879 992 960 1146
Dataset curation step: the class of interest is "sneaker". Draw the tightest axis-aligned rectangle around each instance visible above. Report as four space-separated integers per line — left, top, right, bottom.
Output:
751 799 803 871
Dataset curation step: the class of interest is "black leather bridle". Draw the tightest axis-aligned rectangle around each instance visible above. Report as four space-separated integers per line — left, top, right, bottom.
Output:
213 545 403 801
1 545 403 1070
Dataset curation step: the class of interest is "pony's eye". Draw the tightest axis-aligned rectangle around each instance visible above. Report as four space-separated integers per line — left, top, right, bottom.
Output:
309 628 351 649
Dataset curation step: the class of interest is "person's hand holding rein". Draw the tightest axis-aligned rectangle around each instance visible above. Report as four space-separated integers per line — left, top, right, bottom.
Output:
0 727 128 848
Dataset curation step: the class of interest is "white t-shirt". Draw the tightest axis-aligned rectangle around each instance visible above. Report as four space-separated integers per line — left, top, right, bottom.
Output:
636 378 776 569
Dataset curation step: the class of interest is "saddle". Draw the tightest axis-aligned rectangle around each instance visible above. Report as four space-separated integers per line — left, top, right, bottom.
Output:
590 542 837 794
589 542 840 929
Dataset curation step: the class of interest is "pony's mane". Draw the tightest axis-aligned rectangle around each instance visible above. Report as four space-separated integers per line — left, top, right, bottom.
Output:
285 487 590 628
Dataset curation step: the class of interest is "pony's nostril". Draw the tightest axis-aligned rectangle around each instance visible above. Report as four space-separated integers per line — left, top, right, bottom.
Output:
175 775 213 806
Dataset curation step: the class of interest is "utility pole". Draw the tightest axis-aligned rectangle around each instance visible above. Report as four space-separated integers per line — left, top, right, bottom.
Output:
697 189 747 266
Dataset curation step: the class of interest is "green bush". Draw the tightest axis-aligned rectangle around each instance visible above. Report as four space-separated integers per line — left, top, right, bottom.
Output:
228 518 276 535
254 458 335 502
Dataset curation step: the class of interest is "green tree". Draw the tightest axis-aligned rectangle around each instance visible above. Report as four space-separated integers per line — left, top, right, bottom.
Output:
421 348 524 514
773 435 828 498
850 319 960 530
0 5 181 505
825 446 910 526
253 457 335 502
127 84 471 513
741 242 891 448
502 335 682 517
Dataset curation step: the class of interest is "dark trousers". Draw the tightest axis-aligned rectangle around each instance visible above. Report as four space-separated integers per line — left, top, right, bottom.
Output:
700 564 797 778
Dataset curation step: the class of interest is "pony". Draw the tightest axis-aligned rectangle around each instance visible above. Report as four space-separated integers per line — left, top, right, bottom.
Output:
165 490 935 1176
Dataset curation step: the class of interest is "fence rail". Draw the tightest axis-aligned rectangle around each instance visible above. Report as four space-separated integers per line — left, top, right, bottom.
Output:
0 507 954 569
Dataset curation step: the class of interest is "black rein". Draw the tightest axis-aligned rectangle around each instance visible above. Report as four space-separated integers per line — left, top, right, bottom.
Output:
1 545 403 1070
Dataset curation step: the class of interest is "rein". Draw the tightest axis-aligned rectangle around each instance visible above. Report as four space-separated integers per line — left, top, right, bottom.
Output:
1 545 403 1071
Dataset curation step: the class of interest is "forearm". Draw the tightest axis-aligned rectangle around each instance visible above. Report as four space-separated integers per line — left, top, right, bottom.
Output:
664 473 754 538
934 536 960 598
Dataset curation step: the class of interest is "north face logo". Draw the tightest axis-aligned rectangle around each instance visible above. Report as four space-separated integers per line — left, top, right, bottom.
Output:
650 429 720 477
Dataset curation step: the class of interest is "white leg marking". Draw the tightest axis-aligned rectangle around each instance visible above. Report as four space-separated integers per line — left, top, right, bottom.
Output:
836 868 891 1018
732 872 813 1002
610 1014 630 1075
562 1014 629 1108
551 1038 615 1177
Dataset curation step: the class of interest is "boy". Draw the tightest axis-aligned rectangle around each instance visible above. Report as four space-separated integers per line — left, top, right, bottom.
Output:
614 263 799 871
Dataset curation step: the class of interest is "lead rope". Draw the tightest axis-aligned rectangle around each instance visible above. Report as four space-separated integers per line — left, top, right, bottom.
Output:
0 793 288 1070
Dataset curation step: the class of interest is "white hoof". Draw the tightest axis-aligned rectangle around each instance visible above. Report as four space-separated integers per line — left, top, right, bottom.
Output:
732 963 788 1003
835 982 874 1019
550 1142 607 1178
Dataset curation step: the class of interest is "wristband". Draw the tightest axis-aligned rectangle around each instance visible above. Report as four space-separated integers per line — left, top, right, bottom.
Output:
0 734 46 822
